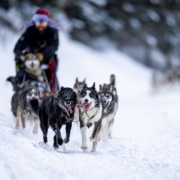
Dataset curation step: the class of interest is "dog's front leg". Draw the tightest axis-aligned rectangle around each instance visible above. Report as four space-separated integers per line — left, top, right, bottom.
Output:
108 118 114 138
64 122 72 144
33 117 39 134
80 120 88 150
50 121 63 147
91 120 102 152
15 112 21 129
21 113 29 128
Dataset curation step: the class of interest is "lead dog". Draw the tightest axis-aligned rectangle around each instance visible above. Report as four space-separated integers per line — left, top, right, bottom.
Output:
99 74 118 141
76 83 103 152
11 85 40 134
39 87 77 149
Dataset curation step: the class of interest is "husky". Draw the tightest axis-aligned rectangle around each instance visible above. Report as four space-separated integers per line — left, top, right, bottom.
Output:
73 78 86 98
73 78 86 122
39 87 77 149
99 74 118 141
11 86 40 134
24 54 44 82
76 83 103 152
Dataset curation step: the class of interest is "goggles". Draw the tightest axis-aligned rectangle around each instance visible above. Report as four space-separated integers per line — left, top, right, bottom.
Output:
35 20 48 28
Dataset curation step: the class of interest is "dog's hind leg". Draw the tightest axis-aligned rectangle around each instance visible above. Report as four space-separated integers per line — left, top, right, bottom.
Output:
64 122 72 144
33 117 39 134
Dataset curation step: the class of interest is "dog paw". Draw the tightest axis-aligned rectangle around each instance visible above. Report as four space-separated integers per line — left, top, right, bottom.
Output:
33 129 38 134
91 149 96 153
58 138 63 146
53 143 59 149
63 137 69 144
81 145 88 150
89 137 95 142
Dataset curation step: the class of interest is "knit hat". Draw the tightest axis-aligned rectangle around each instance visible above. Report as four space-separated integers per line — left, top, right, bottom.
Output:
23 8 60 30
35 9 50 17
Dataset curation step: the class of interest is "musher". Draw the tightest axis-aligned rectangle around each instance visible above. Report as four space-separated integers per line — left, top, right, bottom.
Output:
14 8 59 94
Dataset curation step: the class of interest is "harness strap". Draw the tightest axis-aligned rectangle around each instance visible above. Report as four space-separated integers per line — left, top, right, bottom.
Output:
79 108 99 122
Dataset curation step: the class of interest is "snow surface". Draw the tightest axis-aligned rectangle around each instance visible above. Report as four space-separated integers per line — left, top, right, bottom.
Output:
0 33 180 180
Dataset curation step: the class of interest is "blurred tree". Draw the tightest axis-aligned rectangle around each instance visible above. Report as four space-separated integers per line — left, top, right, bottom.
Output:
1 0 180 70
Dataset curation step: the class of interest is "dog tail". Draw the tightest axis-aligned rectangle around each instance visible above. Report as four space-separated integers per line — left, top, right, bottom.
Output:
29 99 39 115
110 74 116 87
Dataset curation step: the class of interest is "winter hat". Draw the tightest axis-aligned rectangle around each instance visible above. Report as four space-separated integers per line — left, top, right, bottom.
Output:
35 9 50 17
23 8 60 30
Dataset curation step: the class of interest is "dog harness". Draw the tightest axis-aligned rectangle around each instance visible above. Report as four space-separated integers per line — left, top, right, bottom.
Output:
79 108 99 122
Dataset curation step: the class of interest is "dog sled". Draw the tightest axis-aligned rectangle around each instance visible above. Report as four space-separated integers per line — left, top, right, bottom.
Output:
7 53 59 97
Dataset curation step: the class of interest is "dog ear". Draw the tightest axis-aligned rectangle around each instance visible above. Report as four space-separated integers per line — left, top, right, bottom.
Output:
92 82 95 89
6 76 19 84
83 78 86 84
61 86 64 90
76 78 78 83
108 84 111 90
83 84 87 89
99 84 103 90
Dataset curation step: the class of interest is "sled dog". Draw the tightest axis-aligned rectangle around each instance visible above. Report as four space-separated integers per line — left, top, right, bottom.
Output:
73 78 86 98
76 83 103 152
11 86 40 134
39 87 77 149
99 74 118 141
73 78 86 121
24 54 44 82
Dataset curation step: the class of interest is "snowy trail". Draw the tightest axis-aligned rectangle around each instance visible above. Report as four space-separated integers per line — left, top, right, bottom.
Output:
0 33 180 180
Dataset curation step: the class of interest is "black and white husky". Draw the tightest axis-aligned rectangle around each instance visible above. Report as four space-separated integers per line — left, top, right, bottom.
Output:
76 83 103 152
99 74 118 141
11 86 40 134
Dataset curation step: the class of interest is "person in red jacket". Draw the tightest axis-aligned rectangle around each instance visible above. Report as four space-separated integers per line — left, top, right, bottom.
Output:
14 8 60 94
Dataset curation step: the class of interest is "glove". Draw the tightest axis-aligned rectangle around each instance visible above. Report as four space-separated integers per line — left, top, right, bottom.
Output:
20 55 26 61
37 53 44 61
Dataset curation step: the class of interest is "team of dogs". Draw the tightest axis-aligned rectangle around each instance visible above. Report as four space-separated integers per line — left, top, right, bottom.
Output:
7 55 118 152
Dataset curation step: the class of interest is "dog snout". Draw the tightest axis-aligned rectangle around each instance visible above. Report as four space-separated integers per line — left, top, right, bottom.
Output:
66 101 71 105
84 99 89 103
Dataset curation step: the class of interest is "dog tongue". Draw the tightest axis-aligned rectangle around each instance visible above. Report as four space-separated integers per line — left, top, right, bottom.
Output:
66 105 73 114
76 102 92 110
77 104 84 109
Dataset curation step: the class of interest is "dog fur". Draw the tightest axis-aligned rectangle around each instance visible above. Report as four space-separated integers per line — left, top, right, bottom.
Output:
11 86 40 134
73 78 86 96
39 87 77 149
73 78 86 123
99 74 118 141
24 54 44 82
76 83 103 152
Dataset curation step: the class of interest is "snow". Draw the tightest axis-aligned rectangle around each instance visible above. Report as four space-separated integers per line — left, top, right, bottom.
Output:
0 32 180 180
